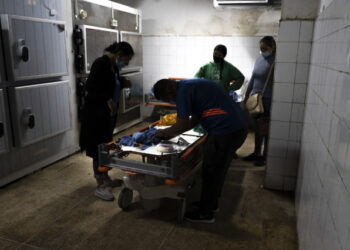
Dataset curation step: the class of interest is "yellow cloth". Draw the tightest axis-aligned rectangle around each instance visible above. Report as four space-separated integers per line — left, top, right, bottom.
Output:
158 113 177 126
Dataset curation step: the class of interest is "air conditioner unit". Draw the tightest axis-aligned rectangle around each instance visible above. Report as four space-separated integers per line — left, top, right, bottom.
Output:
214 0 269 7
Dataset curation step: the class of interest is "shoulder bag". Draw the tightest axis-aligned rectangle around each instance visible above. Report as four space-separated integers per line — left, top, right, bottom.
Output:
245 61 275 116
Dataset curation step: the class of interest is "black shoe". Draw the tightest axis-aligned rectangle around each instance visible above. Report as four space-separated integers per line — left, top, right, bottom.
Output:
243 153 263 162
192 201 219 213
184 210 215 223
254 160 266 166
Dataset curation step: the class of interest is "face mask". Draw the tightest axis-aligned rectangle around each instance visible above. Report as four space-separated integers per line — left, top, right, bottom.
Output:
213 56 223 64
115 59 125 69
260 51 271 58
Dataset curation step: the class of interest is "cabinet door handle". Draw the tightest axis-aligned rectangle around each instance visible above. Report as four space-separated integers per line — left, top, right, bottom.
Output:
28 114 35 129
22 108 35 129
17 39 29 62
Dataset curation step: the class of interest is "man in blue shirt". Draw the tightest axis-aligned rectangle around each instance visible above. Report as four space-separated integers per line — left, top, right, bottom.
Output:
153 78 247 223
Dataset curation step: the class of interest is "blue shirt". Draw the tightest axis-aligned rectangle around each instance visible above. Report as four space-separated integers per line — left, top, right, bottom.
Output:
113 72 121 104
176 79 246 135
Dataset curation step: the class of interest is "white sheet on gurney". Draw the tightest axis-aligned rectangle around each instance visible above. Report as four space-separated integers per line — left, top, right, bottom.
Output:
120 128 204 155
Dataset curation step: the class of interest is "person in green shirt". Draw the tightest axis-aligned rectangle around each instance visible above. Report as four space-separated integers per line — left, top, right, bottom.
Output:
195 44 245 92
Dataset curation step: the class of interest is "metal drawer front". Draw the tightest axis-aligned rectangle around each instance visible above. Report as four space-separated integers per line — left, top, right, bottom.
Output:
0 89 9 154
75 1 113 28
120 31 142 73
10 81 71 147
0 15 68 82
114 10 140 33
120 71 143 113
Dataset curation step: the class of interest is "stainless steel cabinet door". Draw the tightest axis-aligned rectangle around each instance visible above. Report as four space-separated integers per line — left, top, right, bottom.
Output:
75 1 113 28
119 71 143 113
0 89 9 154
81 25 118 73
10 81 71 147
120 31 142 73
0 15 68 82
114 10 140 33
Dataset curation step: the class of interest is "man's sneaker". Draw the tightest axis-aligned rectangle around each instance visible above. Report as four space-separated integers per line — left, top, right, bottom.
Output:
243 153 263 162
192 201 219 213
94 185 114 201
184 210 215 223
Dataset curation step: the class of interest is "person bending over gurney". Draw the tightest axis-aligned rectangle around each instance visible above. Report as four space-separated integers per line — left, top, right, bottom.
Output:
153 78 247 223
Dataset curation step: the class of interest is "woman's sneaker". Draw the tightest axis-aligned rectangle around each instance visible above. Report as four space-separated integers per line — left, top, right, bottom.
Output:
94 184 114 201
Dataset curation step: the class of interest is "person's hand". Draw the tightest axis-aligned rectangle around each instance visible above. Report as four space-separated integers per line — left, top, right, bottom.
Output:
107 99 117 117
155 129 171 140
121 77 131 88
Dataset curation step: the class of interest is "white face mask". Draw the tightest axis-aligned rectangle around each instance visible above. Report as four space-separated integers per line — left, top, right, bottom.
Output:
260 51 271 58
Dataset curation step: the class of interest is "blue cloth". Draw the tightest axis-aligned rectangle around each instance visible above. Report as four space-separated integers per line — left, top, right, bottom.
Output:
176 79 246 135
134 126 160 145
120 136 135 146
120 127 160 147
132 132 144 142
113 72 121 104
246 54 275 99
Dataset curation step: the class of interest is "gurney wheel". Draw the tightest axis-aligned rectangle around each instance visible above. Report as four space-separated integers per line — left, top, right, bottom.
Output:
118 188 133 211
177 199 186 224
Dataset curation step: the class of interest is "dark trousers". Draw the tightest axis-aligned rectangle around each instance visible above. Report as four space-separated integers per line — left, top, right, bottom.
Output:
92 114 118 178
200 128 248 213
254 97 271 157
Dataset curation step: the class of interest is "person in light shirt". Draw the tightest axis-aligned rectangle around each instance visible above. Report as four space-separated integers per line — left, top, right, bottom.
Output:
243 36 276 166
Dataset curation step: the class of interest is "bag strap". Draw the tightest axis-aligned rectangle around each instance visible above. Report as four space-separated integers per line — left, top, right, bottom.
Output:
261 61 275 95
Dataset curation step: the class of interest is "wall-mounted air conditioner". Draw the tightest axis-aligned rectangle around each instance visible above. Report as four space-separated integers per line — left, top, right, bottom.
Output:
214 0 269 7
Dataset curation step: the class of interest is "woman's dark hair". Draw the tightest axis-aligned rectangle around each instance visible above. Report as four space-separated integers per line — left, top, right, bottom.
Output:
104 41 134 56
260 36 276 49
214 44 227 57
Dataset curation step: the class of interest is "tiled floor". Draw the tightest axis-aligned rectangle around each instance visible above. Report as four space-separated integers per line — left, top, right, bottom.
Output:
0 123 298 250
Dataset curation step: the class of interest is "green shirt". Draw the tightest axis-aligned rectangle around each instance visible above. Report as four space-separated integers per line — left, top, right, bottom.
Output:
195 61 245 92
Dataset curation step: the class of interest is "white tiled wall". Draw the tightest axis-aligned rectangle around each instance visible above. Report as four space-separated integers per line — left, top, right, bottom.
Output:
142 36 263 95
295 0 350 249
264 20 314 191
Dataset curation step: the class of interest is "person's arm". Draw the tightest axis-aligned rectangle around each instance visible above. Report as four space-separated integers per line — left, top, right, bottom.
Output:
228 65 245 91
155 117 196 139
86 58 113 103
194 65 206 78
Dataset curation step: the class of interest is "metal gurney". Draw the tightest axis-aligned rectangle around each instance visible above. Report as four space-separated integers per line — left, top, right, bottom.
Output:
98 122 206 223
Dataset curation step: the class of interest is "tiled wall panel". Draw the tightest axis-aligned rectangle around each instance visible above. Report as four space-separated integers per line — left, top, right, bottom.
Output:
142 36 262 94
296 0 350 249
265 19 314 191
